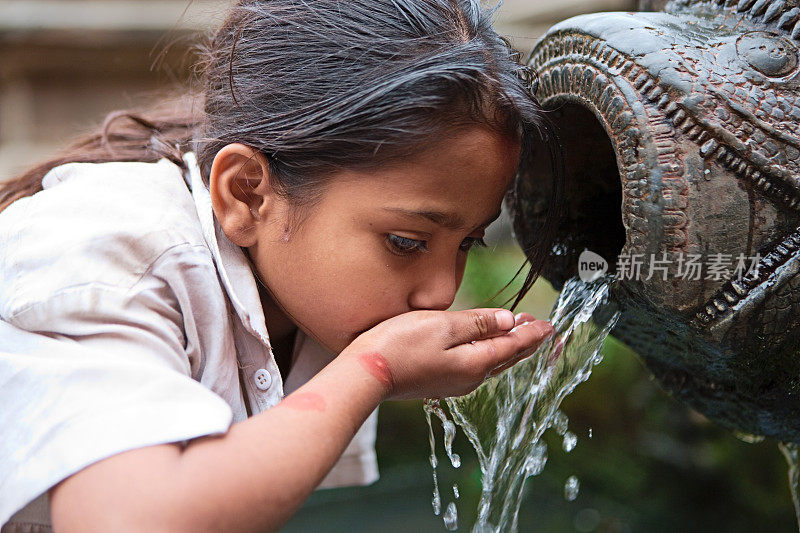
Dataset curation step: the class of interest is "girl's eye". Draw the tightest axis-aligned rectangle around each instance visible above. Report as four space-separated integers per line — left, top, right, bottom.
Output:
460 237 488 252
386 234 429 255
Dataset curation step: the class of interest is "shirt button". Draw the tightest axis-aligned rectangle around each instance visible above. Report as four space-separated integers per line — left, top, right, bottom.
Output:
254 368 272 391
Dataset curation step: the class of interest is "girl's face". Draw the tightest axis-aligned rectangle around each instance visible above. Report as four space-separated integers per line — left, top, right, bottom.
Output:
212 126 521 354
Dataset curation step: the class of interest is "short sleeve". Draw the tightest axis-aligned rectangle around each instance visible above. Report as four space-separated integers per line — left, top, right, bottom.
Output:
0 318 233 525
0 162 235 524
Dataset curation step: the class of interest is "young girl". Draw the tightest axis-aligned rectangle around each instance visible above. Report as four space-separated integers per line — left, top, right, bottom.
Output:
0 0 563 531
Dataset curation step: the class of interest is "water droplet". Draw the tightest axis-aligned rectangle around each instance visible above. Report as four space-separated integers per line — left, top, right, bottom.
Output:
427 400 461 468
563 431 578 452
588 428 593 439
424 399 442 516
441 420 461 468
443 502 458 530
565 475 580 501
524 442 548 476
443 420 456 440
453 483 460 499
780 442 800 531
734 431 765 444
553 410 569 435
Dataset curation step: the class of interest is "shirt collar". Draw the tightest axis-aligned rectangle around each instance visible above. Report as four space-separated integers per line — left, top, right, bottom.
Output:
182 152 272 350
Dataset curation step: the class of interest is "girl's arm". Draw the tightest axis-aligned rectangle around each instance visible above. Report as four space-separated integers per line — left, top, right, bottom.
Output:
49 309 553 533
51 352 385 533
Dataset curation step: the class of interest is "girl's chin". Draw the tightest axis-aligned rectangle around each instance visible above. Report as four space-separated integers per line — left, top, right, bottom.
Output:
332 328 374 354
317 319 388 353
312 329 362 355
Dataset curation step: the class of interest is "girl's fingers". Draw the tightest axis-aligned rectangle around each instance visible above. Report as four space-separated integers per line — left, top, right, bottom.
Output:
514 312 535 326
451 318 555 371
444 308 516 348
490 331 563 378
488 329 552 377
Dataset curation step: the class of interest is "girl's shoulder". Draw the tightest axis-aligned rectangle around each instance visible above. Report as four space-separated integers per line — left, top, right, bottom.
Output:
0 158 214 319
1 157 207 255
35 158 202 241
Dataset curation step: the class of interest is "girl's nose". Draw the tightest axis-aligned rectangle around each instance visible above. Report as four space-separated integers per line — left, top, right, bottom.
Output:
407 262 459 311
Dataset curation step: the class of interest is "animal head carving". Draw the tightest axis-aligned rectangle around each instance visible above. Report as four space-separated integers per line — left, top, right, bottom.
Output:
516 0 800 441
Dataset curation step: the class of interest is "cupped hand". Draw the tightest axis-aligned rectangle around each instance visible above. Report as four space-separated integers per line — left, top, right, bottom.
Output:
342 308 555 401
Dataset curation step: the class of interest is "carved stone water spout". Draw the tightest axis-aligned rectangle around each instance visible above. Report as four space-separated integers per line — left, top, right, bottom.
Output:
514 0 800 441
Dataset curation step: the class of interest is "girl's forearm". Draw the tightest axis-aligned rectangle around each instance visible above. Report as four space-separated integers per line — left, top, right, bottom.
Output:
50 351 387 533
172 351 387 532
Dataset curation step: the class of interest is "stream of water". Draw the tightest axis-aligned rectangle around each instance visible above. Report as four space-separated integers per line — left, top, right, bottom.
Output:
425 276 620 532
780 442 800 531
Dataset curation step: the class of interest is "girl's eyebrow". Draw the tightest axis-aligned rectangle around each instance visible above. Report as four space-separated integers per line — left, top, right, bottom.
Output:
382 207 501 231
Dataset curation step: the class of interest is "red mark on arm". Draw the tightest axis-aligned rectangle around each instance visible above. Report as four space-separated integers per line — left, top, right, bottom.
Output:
279 392 327 412
358 352 394 391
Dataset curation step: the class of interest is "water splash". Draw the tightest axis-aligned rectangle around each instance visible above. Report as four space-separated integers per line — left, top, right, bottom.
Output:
779 442 800 532
444 502 459 531
524 441 547 477
564 476 580 501
562 431 578 453
734 431 765 444
432 484 442 515
426 276 620 532
425 399 462 468
425 398 462 525
553 411 569 436
424 403 442 516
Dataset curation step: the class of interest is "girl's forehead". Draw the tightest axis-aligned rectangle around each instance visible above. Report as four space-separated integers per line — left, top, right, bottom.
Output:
317 127 519 223
338 126 520 189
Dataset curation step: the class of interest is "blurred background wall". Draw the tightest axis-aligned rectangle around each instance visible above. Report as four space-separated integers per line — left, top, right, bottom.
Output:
0 0 635 182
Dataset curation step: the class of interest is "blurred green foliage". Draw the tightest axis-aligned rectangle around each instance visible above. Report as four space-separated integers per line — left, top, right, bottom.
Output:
285 245 796 532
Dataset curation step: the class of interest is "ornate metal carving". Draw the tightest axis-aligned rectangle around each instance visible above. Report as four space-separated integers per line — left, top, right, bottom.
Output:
515 0 800 441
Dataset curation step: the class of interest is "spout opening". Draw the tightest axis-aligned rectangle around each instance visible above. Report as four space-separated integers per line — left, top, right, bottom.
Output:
517 101 626 290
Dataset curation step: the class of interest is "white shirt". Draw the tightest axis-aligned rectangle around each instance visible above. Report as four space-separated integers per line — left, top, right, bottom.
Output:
0 154 379 531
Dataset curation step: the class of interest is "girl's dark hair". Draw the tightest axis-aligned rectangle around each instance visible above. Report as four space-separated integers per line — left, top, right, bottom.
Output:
0 0 564 310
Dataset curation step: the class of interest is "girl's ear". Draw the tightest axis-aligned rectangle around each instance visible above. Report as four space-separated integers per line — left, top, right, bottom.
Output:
209 143 275 247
